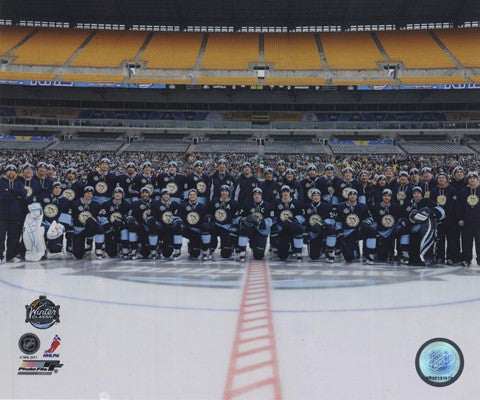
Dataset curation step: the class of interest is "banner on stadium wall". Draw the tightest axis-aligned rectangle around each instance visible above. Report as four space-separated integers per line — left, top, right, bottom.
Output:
16 107 81 119
357 84 480 90
0 80 166 89
1 135 54 142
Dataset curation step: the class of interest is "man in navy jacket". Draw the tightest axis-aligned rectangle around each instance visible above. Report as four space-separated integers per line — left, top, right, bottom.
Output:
0 164 27 263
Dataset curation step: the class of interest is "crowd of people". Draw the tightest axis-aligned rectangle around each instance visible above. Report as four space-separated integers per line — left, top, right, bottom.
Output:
1 149 480 267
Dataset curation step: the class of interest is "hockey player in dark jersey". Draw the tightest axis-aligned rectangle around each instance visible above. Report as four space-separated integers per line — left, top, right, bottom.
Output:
450 166 467 191
274 160 287 183
260 167 281 204
371 189 404 262
156 161 185 203
184 160 211 205
116 162 137 203
209 158 235 201
209 185 240 259
233 162 260 207
237 188 274 261
304 189 336 262
401 186 445 266
282 169 304 203
37 181 71 255
369 175 388 207
126 186 161 259
87 158 117 204
176 188 213 260
71 186 105 260
132 161 157 201
98 187 130 259
155 188 182 259
336 189 376 264
316 164 339 205
33 161 54 198
334 167 365 205
61 168 84 202
300 164 319 205
392 171 413 207
420 167 437 200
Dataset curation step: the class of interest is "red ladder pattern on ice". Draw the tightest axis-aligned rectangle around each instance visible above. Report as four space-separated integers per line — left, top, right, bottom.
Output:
223 259 282 400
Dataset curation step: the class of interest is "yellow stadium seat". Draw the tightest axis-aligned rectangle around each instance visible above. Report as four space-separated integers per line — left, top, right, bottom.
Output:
434 28 480 68
320 32 383 70
142 32 203 69
264 33 322 70
197 76 258 85
470 76 480 84
0 26 33 56
130 77 192 85
399 76 467 84
332 79 397 86
201 33 258 70
264 77 326 86
12 28 91 66
0 71 55 80
60 74 125 83
377 30 454 69
71 30 147 68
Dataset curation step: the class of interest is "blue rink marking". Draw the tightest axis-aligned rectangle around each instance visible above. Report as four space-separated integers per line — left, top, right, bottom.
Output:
2 276 480 314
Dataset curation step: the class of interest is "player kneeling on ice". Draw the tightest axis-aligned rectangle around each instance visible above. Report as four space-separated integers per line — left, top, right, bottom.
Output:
304 189 336 262
126 186 161 260
176 189 212 260
36 181 71 256
156 189 182 260
98 187 130 259
371 189 406 262
337 189 376 264
209 185 240 259
237 188 274 262
401 186 445 266
271 185 305 261
71 186 105 259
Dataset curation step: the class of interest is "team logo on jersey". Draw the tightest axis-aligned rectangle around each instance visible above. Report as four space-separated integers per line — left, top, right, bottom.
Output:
196 182 207 193
142 179 147 184
109 212 122 223
424 191 430 199
436 195 447 206
280 210 293 221
142 210 151 220
62 189 75 201
25 296 60 330
44 204 59 219
397 191 406 201
328 186 335 195
215 209 227 222
166 182 178 194
187 211 200 225
25 186 33 198
252 212 264 221
381 214 395 228
307 188 316 199
145 184 154 194
78 211 92 225
95 182 107 194
345 214 360 228
18 333 40 355
467 194 479 206
162 211 173 224
342 187 351 199
309 214 323 226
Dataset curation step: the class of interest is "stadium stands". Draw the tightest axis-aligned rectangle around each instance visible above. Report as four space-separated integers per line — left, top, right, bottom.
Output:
399 140 473 155
71 30 148 68
59 74 125 83
0 138 53 150
142 32 203 69
125 139 190 153
201 33 258 70
264 141 328 154
329 142 401 154
129 77 192 85
434 28 480 68
0 26 33 56
264 77 326 86
320 32 384 70
0 71 56 80
12 28 91 66
399 76 467 84
50 138 125 151
264 33 322 70
376 30 455 69
194 140 258 153
197 77 258 85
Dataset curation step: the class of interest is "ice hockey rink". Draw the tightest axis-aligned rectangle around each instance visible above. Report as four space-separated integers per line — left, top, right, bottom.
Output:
1 246 480 400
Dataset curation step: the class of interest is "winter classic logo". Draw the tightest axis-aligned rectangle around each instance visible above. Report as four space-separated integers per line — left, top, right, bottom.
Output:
25 296 60 329
415 338 464 387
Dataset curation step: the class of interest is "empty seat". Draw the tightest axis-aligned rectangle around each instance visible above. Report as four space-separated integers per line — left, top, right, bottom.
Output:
125 140 190 153
0 26 33 56
51 139 124 151
320 32 384 70
264 33 322 70
195 140 258 153
201 33 258 70
435 28 480 68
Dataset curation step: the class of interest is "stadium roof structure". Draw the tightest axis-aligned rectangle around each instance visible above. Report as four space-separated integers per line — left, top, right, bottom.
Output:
2 0 480 29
